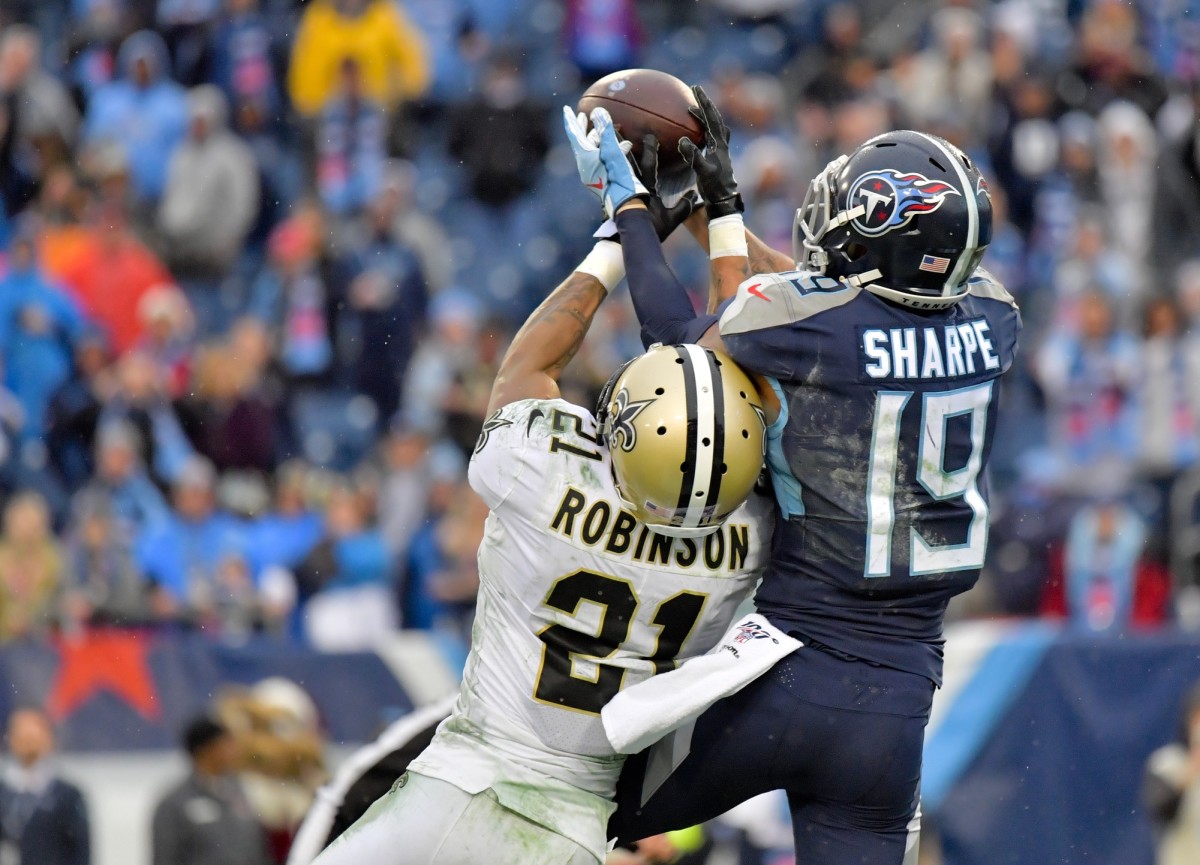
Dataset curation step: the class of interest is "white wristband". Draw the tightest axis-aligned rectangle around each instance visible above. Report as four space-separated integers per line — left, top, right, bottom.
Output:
708 214 749 260
575 240 625 294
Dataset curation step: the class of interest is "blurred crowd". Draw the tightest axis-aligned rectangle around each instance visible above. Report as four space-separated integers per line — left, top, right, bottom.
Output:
0 0 1192 652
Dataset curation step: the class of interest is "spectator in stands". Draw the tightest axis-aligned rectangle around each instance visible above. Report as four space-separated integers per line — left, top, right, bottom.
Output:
52 201 173 355
61 488 152 628
286 0 428 119
135 286 195 399
0 492 64 642
563 0 641 81
296 479 393 650
0 223 87 442
210 0 282 120
783 3 873 107
81 420 169 533
377 420 430 560
178 344 277 474
1156 87 1200 272
401 289 500 453
400 447 460 631
447 51 549 208
98 352 195 487
155 0 219 87
152 714 270 865
1050 208 1137 331
0 706 89 865
45 330 112 489
1137 299 1200 523
158 85 259 294
0 25 79 165
81 30 187 204
736 136 806 257
1064 0 1167 117
1055 499 1166 631
362 160 452 295
1096 101 1158 274
0 366 29 488
336 184 428 421
895 7 993 133
248 461 322 580
249 216 333 383
1036 291 1141 495
403 467 484 642
314 58 386 217
136 457 250 631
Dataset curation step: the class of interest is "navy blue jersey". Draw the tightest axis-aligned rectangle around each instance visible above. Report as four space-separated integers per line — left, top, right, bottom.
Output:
718 267 1021 684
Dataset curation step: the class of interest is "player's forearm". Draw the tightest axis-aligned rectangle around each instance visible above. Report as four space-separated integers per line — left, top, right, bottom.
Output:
488 263 612 413
615 205 718 347
746 229 795 275
707 215 750 311
688 214 791 307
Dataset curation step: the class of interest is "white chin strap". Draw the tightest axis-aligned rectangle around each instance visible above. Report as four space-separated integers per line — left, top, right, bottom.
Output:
864 280 970 309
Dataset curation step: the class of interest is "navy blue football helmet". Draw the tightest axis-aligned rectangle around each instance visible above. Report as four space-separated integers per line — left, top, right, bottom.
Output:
794 130 993 309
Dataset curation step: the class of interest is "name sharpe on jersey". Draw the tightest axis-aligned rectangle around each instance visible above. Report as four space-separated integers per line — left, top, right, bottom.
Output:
861 319 1000 380
550 486 751 572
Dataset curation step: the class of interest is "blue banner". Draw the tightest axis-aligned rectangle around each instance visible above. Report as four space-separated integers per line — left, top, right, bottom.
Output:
0 630 413 751
933 630 1200 865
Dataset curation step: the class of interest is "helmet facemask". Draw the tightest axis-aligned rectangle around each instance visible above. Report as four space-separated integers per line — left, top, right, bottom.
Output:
793 154 849 272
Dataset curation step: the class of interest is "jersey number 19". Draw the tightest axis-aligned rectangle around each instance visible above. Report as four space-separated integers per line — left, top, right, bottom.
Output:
865 381 993 578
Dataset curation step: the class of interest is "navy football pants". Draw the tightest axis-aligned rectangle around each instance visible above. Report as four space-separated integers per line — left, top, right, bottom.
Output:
609 645 932 864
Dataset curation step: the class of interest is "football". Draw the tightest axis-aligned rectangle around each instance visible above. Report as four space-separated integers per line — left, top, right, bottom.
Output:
577 68 704 183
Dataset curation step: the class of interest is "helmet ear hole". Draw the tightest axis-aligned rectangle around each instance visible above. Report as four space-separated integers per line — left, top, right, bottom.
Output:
844 242 868 262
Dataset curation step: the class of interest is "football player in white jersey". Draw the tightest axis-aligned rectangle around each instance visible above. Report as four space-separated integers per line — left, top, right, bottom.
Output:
311 165 775 862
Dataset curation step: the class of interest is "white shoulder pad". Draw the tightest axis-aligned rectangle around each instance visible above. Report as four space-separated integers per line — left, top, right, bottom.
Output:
967 267 1018 308
469 398 594 510
720 270 860 336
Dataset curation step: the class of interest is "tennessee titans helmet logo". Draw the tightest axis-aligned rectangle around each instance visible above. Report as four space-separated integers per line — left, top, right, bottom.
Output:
610 387 654 452
848 169 961 237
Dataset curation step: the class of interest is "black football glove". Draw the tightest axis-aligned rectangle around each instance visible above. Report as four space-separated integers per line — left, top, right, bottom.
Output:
635 133 698 241
678 84 743 219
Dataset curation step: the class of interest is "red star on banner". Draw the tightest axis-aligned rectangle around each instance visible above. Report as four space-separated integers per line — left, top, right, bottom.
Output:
47 630 161 722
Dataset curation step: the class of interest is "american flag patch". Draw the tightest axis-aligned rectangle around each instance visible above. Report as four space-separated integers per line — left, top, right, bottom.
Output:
919 254 950 273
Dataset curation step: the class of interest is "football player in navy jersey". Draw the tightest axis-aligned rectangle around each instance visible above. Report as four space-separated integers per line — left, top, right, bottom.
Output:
567 93 1020 865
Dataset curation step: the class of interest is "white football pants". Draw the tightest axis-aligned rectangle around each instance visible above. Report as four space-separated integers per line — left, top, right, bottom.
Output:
310 771 599 865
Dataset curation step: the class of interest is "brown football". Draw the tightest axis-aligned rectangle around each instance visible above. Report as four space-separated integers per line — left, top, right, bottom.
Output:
577 69 704 183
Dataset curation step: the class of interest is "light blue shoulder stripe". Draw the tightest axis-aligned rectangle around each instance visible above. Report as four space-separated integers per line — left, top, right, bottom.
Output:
763 376 804 518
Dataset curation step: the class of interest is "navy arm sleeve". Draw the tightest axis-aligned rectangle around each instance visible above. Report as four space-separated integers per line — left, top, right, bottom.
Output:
615 208 717 347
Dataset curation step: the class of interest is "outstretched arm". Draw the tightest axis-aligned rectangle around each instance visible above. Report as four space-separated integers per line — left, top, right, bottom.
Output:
615 203 722 348
486 242 623 414
685 214 797 305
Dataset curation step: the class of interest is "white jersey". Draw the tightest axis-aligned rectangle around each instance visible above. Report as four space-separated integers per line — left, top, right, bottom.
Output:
410 397 773 860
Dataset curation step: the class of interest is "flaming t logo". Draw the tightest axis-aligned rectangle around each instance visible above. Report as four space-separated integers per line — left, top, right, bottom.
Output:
848 169 960 237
